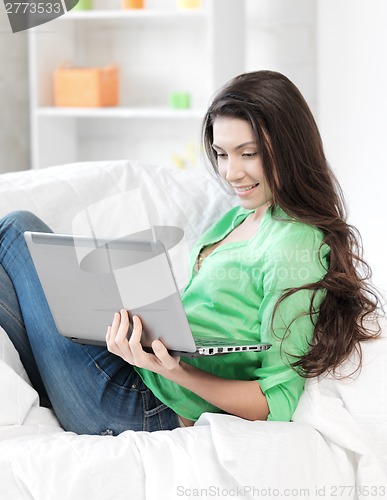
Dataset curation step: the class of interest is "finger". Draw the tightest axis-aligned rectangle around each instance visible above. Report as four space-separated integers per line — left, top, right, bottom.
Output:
128 315 143 353
106 337 114 353
128 315 142 344
106 312 123 352
115 309 130 344
110 312 121 337
152 339 180 369
105 313 120 353
128 315 150 365
106 324 119 354
106 313 135 364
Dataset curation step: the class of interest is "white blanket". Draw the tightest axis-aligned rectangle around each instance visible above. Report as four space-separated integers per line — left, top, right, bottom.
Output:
0 161 385 499
0 325 386 500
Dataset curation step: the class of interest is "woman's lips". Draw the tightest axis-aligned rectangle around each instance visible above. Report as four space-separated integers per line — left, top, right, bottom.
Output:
234 182 259 196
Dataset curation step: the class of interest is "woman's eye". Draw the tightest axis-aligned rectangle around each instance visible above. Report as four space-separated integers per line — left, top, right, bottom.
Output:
215 152 227 158
242 152 258 158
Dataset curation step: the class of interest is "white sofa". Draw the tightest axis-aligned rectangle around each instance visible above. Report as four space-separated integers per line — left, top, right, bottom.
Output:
0 160 385 499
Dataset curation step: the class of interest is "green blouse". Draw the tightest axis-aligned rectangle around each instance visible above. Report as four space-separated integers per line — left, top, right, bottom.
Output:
135 205 330 422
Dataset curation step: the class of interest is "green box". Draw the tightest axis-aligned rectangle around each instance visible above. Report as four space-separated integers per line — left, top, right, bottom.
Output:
169 92 191 110
73 0 93 11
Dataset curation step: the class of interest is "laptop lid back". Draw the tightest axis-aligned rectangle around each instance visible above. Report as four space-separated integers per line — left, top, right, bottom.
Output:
24 232 196 353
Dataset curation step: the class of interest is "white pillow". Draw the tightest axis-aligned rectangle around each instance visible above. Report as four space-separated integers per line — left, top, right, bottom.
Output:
0 327 38 425
294 319 387 470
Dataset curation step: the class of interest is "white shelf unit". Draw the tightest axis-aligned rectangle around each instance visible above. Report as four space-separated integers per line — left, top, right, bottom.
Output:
28 0 246 169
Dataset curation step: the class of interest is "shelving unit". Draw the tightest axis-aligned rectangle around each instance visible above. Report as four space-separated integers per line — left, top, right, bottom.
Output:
28 0 246 169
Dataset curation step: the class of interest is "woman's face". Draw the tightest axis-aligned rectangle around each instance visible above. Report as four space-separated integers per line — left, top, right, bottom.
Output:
212 117 273 215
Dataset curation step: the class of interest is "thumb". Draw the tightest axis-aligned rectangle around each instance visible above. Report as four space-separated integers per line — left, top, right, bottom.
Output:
152 340 180 369
152 339 165 354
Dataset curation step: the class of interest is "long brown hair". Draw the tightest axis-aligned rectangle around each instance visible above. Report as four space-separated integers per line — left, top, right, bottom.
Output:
202 70 383 378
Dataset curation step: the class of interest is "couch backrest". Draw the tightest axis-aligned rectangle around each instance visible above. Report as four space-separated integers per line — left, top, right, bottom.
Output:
0 160 236 290
0 160 235 250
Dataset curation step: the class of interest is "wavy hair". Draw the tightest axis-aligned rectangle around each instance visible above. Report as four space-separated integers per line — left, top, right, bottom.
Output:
202 70 383 378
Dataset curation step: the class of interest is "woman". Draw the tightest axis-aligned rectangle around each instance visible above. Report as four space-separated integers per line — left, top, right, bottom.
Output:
0 71 381 434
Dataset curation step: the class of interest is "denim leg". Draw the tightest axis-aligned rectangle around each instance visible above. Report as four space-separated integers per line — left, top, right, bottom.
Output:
0 263 50 406
0 211 179 435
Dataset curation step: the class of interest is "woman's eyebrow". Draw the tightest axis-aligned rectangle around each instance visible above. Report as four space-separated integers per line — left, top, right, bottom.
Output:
235 141 257 150
212 141 257 151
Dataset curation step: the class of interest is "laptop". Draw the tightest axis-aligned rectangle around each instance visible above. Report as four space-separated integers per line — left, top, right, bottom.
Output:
24 231 271 357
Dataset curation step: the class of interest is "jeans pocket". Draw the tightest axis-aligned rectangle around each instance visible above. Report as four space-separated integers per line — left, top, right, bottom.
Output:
142 389 179 432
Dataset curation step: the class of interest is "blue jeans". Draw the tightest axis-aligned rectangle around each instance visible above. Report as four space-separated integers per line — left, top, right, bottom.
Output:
0 211 180 435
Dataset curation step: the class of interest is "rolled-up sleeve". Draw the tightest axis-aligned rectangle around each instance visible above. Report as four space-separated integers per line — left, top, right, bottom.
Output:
256 228 330 421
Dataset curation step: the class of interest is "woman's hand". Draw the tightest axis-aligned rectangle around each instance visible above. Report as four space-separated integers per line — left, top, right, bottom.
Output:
106 310 269 421
105 309 180 376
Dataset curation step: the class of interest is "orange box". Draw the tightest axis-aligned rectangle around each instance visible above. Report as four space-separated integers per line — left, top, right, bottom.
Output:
122 0 144 8
54 65 119 107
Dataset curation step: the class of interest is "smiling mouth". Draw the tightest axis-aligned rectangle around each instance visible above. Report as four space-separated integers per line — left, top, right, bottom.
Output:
235 183 259 193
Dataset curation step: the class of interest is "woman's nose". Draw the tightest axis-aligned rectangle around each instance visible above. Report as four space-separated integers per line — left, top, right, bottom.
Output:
225 157 244 183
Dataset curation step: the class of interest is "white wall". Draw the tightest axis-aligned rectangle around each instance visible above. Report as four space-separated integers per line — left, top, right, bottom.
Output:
246 0 316 112
0 7 30 173
0 0 316 173
317 0 387 300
